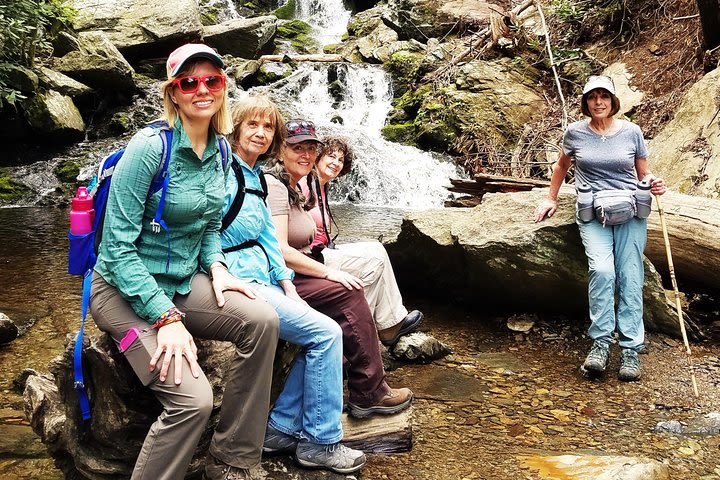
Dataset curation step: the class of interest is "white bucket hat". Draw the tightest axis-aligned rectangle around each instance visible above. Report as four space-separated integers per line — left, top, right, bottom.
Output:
582 75 616 95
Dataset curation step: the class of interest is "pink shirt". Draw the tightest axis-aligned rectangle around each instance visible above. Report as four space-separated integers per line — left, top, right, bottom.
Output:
300 176 329 248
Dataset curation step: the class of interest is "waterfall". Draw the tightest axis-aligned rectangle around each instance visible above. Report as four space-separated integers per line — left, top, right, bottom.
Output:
255 63 460 209
294 0 352 46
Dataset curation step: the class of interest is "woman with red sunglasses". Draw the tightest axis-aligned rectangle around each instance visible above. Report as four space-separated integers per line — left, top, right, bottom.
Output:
90 43 278 480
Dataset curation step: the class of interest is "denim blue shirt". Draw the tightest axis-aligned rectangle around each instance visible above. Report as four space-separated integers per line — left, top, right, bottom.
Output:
220 155 294 286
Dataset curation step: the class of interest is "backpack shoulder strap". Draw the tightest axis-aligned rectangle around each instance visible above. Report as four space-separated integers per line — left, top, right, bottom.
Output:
259 170 268 203
217 134 231 169
221 158 246 232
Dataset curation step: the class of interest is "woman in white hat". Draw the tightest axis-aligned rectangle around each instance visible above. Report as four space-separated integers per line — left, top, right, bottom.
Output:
90 43 278 480
534 75 666 383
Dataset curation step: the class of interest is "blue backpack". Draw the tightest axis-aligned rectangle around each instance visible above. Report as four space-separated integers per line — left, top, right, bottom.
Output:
67 120 230 428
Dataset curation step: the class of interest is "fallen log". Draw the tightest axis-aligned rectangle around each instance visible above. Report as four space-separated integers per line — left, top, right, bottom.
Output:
342 409 412 453
258 53 344 63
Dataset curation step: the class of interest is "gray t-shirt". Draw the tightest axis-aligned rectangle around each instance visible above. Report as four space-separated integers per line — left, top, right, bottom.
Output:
563 119 648 192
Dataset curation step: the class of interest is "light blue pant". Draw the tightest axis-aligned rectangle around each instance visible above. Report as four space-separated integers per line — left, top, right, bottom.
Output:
255 283 344 445
577 218 647 351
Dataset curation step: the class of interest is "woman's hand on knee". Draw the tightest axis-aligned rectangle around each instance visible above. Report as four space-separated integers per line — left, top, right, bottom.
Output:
150 322 200 385
210 264 257 306
325 268 363 290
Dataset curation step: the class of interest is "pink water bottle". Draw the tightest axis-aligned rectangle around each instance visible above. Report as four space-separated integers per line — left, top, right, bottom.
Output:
70 187 95 235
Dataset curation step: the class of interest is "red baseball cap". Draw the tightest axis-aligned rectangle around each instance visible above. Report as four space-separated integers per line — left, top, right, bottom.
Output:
285 120 321 144
166 43 224 78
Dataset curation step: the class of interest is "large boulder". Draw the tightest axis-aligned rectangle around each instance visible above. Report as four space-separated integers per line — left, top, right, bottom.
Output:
70 0 203 59
202 16 277 59
387 188 719 338
23 90 86 140
648 66 720 199
53 31 136 94
36 67 93 100
3 65 39 94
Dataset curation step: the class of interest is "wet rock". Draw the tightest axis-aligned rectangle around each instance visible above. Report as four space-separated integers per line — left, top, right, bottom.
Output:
521 454 670 479
231 59 261 87
53 31 136 94
507 313 537 333
70 0 202 58
203 16 277 59
653 420 684 434
23 90 86 140
0 313 19 344
13 368 41 394
654 412 720 435
391 332 451 362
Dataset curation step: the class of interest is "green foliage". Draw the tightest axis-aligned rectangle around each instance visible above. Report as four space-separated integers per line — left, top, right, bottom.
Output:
0 0 76 108
550 0 587 23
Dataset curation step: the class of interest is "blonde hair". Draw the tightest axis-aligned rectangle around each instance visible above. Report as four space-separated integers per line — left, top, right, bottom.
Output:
230 94 286 161
161 59 233 135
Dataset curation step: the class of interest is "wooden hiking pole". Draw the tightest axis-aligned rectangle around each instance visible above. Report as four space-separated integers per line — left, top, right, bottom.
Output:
655 194 699 397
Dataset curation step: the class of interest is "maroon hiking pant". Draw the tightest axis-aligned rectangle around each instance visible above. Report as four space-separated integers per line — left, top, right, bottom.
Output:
293 274 389 407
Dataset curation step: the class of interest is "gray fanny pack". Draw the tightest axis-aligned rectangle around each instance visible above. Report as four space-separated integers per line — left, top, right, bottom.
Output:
593 190 636 226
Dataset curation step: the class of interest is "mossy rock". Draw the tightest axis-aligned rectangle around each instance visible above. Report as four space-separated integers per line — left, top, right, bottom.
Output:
54 160 81 184
380 123 417 146
109 112 131 134
273 0 295 20
0 169 30 203
388 50 424 95
256 63 293 85
561 59 594 87
276 19 318 53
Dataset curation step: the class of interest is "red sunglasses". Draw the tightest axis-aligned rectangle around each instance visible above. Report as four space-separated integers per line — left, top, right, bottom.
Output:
171 74 226 94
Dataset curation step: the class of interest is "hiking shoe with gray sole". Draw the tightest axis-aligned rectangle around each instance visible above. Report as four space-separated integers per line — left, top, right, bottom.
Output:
263 425 298 455
347 387 414 419
204 453 252 480
580 341 610 378
295 441 366 474
618 348 641 381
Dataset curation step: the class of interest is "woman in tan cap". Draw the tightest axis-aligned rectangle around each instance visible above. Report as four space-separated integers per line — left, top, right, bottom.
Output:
90 43 278 480
534 75 666 383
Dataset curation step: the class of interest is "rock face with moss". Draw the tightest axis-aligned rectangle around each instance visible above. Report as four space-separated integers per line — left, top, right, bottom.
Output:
24 90 86 140
648 66 720 199
384 0 498 41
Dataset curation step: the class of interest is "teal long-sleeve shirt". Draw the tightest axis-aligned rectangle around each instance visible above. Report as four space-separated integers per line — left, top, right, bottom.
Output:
94 122 228 322
220 155 294 286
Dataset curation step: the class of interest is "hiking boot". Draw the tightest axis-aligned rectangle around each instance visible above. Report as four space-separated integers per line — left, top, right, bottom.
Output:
580 341 610 378
263 425 298 455
295 441 366 474
347 387 414 419
204 453 251 480
618 348 641 381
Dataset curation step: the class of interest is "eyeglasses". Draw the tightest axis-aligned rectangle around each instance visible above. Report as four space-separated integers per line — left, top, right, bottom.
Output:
286 120 316 135
171 74 226 94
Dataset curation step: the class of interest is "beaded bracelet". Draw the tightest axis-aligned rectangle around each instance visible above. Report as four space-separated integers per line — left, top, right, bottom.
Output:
150 307 185 330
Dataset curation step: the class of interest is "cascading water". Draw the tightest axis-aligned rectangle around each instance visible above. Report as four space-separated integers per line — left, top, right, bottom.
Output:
292 0 351 46
259 63 459 209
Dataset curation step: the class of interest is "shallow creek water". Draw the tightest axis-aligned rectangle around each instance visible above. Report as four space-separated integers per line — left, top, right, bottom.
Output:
1 207 720 479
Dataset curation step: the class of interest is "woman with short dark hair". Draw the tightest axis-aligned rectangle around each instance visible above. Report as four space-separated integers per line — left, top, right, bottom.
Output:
534 75 666 382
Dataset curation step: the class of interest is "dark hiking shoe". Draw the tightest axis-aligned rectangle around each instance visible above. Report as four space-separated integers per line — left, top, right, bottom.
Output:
347 387 414 419
618 349 641 381
295 441 366 474
204 454 251 480
263 425 298 455
580 341 610 378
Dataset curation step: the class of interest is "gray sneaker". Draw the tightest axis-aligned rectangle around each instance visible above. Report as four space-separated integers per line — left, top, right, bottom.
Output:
580 341 610 378
295 441 366 474
263 425 298 455
618 348 641 381
204 453 251 480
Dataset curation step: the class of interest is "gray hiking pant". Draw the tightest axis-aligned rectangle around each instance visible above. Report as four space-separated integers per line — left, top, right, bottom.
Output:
90 272 279 479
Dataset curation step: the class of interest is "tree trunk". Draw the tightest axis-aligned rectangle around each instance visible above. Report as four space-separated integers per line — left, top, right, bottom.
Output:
696 0 720 50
